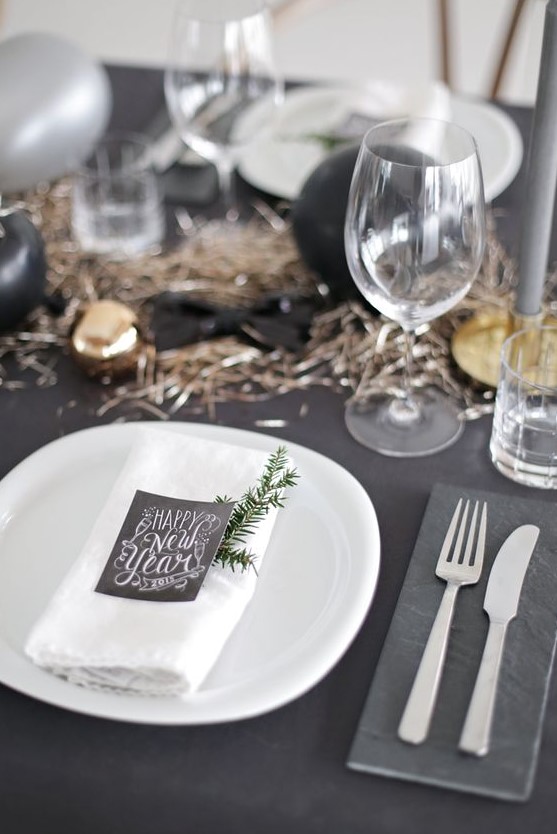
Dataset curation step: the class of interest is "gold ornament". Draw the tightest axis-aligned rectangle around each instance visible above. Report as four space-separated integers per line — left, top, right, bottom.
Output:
70 299 143 378
451 308 557 388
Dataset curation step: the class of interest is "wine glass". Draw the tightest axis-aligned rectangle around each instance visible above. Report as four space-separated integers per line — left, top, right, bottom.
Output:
164 0 282 224
344 118 486 457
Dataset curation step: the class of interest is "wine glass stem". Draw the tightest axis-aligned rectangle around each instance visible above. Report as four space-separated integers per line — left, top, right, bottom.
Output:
402 326 415 398
216 156 239 222
388 327 421 426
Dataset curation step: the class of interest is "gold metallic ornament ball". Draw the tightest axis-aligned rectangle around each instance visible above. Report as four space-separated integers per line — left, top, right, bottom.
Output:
70 299 143 378
451 308 557 387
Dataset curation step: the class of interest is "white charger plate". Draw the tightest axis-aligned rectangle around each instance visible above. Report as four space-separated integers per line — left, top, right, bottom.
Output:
238 85 523 203
0 422 380 724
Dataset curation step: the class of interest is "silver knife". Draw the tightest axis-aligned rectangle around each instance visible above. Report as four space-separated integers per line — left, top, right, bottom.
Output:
459 524 540 757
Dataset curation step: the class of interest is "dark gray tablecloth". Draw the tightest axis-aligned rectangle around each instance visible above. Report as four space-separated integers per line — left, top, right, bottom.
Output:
1 66 556 834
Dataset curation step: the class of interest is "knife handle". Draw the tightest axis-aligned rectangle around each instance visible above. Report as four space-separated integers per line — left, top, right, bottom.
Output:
459 620 507 757
398 582 459 745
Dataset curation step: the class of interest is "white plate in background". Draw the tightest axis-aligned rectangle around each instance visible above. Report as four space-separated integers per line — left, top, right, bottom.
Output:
238 85 523 203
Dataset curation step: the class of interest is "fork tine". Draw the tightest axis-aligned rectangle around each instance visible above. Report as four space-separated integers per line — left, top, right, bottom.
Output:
462 501 479 565
474 502 488 566
451 500 470 563
439 498 463 562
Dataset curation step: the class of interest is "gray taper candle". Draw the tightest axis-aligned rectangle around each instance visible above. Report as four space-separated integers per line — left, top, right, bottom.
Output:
516 0 557 316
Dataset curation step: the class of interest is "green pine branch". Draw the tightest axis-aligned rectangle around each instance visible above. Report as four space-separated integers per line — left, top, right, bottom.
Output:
214 445 299 572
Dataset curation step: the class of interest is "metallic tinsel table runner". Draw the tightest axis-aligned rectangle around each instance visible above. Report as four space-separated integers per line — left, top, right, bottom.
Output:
0 184 538 422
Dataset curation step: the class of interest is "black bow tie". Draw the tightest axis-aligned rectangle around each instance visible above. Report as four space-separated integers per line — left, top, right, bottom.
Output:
151 292 325 353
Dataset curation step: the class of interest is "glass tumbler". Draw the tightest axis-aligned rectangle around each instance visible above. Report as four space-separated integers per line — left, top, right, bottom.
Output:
71 132 164 260
490 325 557 488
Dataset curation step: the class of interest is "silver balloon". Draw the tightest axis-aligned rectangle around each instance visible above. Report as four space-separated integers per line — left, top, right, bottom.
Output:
0 32 112 193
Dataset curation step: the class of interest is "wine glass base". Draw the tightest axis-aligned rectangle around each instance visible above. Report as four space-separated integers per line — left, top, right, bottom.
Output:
345 388 464 458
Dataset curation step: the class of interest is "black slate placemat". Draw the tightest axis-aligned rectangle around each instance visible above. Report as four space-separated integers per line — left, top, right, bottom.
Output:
348 483 557 801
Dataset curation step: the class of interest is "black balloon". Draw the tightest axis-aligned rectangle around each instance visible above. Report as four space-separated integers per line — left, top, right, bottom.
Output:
291 144 360 301
291 142 436 301
0 212 47 331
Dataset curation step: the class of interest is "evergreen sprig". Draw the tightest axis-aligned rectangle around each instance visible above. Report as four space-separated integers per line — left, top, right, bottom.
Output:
213 446 299 572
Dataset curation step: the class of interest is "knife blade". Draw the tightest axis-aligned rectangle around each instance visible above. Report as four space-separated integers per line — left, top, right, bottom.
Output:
459 524 540 756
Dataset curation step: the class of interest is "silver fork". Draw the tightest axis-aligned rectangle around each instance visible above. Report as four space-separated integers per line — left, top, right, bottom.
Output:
398 498 488 745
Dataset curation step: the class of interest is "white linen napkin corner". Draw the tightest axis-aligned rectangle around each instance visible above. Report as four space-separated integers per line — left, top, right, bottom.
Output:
24 427 287 696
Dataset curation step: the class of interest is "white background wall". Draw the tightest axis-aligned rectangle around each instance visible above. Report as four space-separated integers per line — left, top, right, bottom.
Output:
1 0 548 104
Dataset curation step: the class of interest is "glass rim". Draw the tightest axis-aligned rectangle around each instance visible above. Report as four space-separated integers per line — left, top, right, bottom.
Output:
500 325 557 392
361 117 479 167
76 131 155 179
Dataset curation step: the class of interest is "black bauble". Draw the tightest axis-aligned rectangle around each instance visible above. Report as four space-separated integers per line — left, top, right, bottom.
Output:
291 144 360 301
0 211 47 331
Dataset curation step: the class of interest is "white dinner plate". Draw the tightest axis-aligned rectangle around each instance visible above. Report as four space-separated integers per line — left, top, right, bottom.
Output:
238 85 523 203
0 422 380 724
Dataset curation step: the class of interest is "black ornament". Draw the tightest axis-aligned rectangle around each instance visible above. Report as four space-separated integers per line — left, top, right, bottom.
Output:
291 144 360 301
0 211 47 331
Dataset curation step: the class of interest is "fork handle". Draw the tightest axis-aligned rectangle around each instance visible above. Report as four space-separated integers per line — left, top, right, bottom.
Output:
398 582 459 745
459 620 507 756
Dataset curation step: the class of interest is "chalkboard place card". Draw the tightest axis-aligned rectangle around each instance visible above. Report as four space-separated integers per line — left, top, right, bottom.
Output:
348 483 557 801
95 489 234 603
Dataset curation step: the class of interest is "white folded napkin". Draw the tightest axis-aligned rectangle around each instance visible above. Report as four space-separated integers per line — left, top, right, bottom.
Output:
248 80 452 199
25 428 283 696
333 79 451 131
275 80 451 145
333 81 452 159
